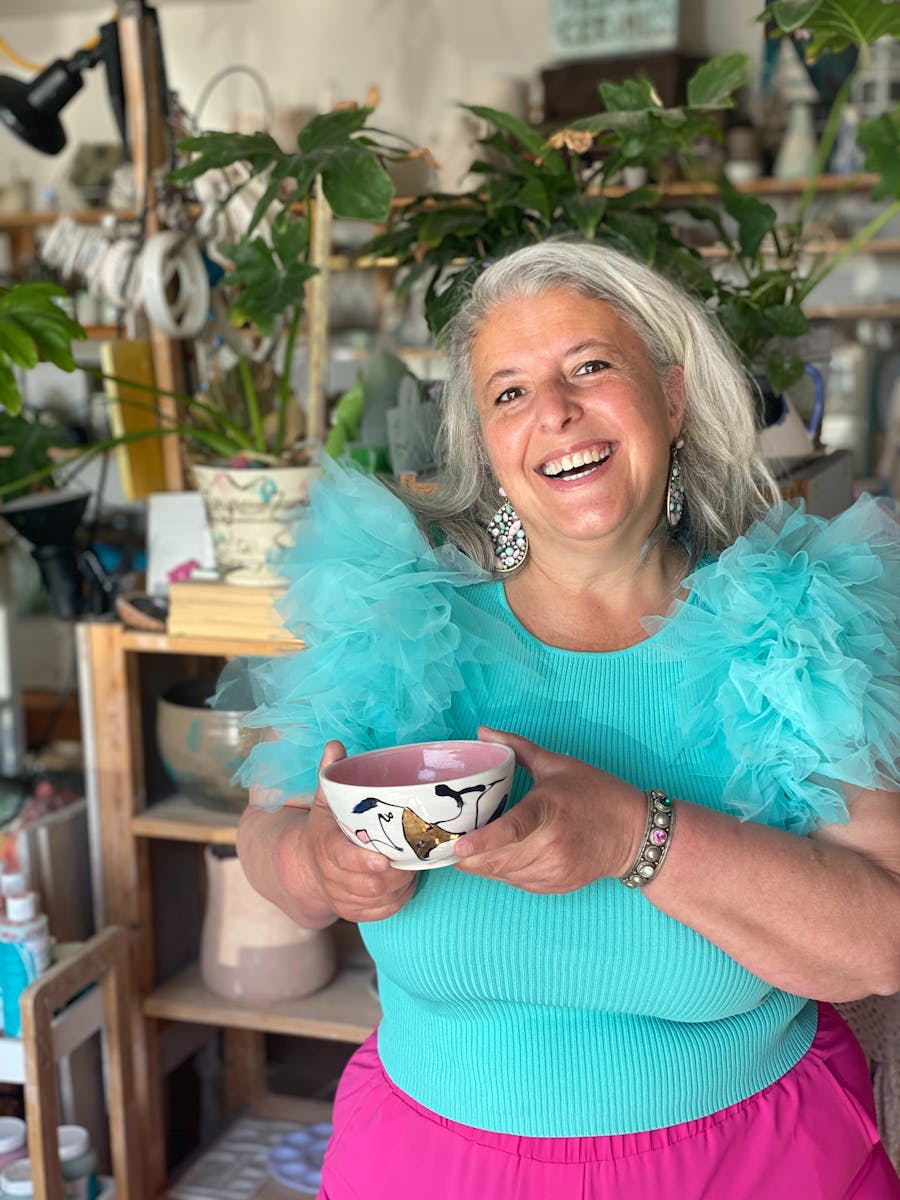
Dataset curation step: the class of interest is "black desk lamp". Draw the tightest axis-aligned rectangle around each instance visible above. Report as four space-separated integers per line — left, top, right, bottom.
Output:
0 20 127 156
0 491 112 619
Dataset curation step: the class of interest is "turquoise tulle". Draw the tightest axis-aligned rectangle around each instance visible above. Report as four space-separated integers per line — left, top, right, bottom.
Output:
224 457 898 832
646 494 899 833
218 458 519 806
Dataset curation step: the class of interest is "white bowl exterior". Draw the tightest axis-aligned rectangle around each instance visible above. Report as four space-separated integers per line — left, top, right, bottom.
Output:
320 746 515 868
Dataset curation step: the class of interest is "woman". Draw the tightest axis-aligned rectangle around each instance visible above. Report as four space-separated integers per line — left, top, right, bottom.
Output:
232 242 900 1198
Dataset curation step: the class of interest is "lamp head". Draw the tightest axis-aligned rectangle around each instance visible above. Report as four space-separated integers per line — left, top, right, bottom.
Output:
0 23 126 156
0 57 90 155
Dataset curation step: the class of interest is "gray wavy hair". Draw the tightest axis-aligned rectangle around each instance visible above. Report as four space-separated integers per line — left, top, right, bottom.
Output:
405 240 778 571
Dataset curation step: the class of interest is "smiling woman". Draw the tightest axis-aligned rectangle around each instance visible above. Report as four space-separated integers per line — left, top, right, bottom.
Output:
229 241 900 1199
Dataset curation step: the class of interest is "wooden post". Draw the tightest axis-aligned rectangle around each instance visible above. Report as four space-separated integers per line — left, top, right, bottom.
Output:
305 179 333 446
116 1 185 491
79 621 166 1197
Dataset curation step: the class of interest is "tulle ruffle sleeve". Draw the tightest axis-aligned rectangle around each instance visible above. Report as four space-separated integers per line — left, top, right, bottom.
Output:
216 458 514 807
647 495 899 834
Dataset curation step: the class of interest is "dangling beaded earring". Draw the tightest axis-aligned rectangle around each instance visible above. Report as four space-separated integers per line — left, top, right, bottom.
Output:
666 438 685 529
486 487 529 572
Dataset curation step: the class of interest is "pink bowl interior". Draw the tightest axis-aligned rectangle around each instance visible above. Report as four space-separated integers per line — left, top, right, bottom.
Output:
323 740 511 788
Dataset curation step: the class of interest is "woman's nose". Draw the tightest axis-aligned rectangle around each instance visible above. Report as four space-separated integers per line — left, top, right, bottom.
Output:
535 378 582 430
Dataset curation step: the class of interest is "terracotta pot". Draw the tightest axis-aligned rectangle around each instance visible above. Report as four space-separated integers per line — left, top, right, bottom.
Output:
192 463 321 587
200 846 337 1005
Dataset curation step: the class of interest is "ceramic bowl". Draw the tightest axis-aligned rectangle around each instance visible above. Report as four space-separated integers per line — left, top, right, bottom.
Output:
319 739 515 870
156 675 261 813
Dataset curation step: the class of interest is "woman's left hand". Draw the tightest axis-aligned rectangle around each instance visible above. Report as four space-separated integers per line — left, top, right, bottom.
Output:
453 727 646 893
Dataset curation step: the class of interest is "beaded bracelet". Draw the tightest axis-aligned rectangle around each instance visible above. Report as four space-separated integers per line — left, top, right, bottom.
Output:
620 788 675 888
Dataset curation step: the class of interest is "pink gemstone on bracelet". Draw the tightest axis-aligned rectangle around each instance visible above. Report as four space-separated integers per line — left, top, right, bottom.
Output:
650 829 668 845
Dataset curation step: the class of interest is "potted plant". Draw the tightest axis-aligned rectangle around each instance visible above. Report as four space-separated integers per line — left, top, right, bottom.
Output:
365 0 899 409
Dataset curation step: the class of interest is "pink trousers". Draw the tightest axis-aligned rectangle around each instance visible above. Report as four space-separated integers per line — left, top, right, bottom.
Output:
319 1004 900 1199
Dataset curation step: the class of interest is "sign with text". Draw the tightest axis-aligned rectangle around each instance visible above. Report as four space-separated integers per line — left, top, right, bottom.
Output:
550 0 680 60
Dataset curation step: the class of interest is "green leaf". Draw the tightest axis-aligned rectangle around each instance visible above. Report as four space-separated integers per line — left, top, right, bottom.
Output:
425 263 481 337
296 106 372 152
169 130 282 183
270 209 311 263
766 0 900 57
0 281 68 310
221 237 317 335
559 194 608 239
464 104 553 162
413 207 487 248
686 52 749 108
718 180 778 259
766 1 823 32
12 312 80 372
0 316 39 369
599 76 660 112
766 350 805 395
320 144 395 220
765 303 810 337
0 356 21 415
603 210 660 261
857 108 900 201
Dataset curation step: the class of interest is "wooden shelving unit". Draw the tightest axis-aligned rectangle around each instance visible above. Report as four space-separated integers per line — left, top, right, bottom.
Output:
76 618 380 1200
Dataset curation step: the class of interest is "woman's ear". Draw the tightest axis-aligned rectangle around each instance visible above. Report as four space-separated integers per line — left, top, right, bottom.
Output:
665 366 686 437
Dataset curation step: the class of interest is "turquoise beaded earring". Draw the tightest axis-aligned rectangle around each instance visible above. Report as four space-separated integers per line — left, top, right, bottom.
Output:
666 438 685 528
486 487 528 572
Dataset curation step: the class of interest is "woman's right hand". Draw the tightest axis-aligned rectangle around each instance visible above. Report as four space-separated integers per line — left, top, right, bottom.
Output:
291 740 419 924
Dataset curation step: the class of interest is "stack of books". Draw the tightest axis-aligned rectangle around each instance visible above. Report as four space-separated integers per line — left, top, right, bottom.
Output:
167 579 304 645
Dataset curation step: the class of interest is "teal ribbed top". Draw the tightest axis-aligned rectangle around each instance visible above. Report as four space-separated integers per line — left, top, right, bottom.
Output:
228 461 899 1137
360 580 816 1136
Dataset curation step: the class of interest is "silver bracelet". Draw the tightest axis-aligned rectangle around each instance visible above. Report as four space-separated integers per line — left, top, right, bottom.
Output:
620 788 676 888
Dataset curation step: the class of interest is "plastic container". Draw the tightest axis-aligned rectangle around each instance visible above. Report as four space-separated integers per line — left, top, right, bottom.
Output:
58 1126 98 1200
57 1127 97 1200
0 892 51 1037
0 1157 32 1197
0 1121 26 1172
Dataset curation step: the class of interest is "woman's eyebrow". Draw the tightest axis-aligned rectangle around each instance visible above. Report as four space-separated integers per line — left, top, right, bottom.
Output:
482 340 618 393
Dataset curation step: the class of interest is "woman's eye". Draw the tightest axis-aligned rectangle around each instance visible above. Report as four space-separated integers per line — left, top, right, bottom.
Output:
495 386 525 405
575 360 611 376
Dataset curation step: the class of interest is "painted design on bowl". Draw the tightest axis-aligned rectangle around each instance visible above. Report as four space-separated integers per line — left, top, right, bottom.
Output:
345 776 509 862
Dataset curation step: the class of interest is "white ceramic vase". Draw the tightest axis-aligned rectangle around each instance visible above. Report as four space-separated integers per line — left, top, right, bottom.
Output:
192 463 321 586
200 846 337 1005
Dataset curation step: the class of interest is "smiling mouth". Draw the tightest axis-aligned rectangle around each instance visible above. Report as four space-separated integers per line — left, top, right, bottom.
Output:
540 443 616 480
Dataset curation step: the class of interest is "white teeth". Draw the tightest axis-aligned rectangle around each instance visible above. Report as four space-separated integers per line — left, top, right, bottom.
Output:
541 444 612 477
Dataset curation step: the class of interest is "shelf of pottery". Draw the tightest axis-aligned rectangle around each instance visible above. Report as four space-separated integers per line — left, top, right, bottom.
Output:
76 621 381 1200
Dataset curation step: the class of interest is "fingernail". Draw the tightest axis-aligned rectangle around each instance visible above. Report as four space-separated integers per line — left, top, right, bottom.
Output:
454 836 474 859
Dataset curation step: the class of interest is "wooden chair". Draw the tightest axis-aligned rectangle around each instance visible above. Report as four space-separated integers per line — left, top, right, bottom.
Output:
19 926 141 1200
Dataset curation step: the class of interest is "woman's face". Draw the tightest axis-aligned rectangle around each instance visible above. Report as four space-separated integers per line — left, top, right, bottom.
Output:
472 288 684 562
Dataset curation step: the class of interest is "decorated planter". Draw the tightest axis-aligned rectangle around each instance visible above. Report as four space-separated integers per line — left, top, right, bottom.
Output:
192 462 321 586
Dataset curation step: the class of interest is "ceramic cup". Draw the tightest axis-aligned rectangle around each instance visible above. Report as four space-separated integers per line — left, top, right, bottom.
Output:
319 739 516 870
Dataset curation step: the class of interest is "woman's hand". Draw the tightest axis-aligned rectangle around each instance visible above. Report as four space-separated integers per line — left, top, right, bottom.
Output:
453 728 646 893
293 740 419 923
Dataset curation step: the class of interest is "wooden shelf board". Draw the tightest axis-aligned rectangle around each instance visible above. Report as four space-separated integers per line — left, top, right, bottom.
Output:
121 629 302 657
132 794 242 844
160 1093 333 1200
804 301 900 321
144 961 380 1043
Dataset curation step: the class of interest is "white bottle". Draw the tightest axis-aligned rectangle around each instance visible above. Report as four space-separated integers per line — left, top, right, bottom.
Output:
0 893 51 1037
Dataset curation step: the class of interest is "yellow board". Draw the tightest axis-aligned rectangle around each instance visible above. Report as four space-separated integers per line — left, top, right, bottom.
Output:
100 338 168 501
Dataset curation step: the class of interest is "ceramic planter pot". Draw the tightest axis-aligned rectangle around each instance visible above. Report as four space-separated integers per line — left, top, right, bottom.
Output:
200 846 337 1004
192 463 321 586
156 675 260 813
